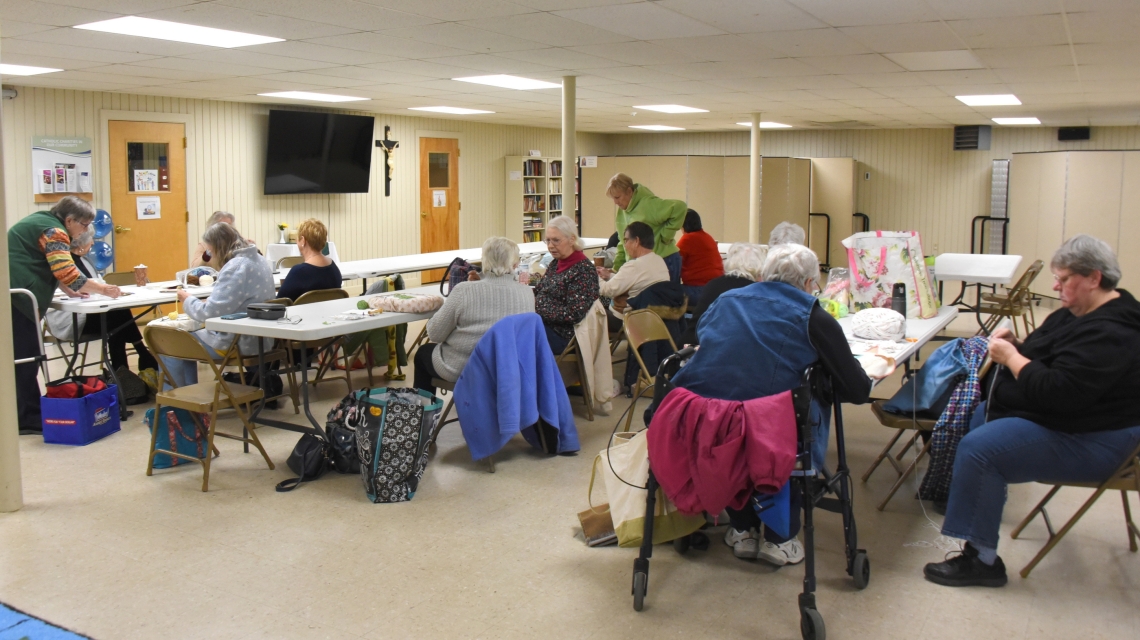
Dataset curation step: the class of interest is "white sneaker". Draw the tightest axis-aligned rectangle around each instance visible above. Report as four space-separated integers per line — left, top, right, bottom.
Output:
723 527 760 559
758 538 805 566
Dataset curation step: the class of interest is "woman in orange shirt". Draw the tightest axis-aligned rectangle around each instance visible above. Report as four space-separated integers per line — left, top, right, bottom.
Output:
676 209 724 303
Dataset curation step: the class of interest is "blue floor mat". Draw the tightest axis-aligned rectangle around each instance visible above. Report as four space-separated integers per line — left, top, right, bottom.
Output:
0 603 92 640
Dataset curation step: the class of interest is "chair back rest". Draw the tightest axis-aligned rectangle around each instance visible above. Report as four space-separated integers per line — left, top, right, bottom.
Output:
623 309 676 351
144 325 219 363
104 271 137 286
294 288 349 306
1008 260 1044 303
263 297 293 306
275 255 304 270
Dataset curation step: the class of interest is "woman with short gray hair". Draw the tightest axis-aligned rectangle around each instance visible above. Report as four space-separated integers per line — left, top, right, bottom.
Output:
769 221 806 246
681 243 768 345
924 234 1140 589
415 236 534 394
670 238 870 567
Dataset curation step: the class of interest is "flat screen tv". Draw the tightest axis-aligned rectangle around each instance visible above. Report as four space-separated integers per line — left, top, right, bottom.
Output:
264 110 374 194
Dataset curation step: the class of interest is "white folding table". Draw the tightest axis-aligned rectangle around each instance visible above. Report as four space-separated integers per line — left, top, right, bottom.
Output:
934 253 1022 329
836 305 959 371
203 286 440 436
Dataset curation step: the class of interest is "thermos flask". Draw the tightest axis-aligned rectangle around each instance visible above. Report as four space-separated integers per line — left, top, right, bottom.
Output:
891 283 907 316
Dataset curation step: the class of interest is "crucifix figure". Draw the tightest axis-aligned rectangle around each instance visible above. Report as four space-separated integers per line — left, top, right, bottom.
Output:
375 125 399 196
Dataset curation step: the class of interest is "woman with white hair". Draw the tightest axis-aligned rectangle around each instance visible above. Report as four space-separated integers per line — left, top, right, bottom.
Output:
925 234 1140 589
671 242 871 567
534 215 599 354
414 236 535 394
769 221 806 246
681 243 767 345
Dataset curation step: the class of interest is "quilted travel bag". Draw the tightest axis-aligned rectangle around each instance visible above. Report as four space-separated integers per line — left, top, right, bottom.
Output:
355 387 442 503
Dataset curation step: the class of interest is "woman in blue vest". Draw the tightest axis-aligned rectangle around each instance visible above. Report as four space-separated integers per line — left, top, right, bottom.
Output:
670 243 872 565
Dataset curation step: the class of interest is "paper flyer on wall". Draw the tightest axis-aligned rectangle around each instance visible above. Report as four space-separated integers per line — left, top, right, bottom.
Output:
134 170 158 192
136 196 161 220
32 136 93 196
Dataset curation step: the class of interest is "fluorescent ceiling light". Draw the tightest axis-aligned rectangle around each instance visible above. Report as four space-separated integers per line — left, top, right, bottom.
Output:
629 125 685 131
453 74 560 90
993 117 1041 125
410 106 494 115
957 94 1021 106
0 63 62 76
634 104 708 114
259 91 367 103
737 121 793 128
884 50 984 71
74 16 282 48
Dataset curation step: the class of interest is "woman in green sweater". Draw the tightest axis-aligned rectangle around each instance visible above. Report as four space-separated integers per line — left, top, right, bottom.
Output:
8 196 121 433
606 172 688 284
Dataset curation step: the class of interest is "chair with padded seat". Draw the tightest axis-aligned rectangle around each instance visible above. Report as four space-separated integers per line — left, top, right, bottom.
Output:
621 309 677 433
144 325 275 492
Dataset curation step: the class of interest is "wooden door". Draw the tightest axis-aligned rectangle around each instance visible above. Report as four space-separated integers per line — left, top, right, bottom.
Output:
108 121 188 281
419 137 459 283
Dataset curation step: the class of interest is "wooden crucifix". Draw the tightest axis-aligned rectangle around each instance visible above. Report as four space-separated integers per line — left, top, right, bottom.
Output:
375 125 399 196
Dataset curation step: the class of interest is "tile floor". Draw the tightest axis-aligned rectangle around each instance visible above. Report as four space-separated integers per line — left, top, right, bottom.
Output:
2 317 1138 639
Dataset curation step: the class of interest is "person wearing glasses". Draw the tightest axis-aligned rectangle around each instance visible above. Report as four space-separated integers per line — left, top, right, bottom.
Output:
8 196 122 434
533 215 599 354
924 235 1140 589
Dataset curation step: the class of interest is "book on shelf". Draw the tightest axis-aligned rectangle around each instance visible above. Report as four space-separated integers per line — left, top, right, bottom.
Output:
549 177 561 194
523 230 543 242
550 194 562 211
524 178 538 194
523 159 545 177
550 160 562 177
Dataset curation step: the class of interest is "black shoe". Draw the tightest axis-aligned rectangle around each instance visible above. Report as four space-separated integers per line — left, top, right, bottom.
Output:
924 544 1007 587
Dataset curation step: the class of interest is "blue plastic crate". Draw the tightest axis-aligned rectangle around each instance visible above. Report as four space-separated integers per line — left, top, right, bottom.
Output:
40 384 121 445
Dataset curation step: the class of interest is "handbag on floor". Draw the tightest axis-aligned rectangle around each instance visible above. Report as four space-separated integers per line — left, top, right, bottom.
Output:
144 407 210 469
355 387 442 503
325 392 364 474
276 434 330 492
114 367 150 406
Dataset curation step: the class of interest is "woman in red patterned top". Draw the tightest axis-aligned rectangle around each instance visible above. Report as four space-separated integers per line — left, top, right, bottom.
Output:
533 215 599 354
676 209 724 303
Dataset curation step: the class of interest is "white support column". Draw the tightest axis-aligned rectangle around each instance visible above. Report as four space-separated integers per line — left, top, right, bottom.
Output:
0 28 25 512
561 75 576 229
749 113 762 243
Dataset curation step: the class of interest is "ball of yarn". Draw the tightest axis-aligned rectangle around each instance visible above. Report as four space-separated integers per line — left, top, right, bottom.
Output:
851 308 906 341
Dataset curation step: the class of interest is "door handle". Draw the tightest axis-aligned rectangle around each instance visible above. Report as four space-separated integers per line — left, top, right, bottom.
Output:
421 210 428 218
114 225 132 233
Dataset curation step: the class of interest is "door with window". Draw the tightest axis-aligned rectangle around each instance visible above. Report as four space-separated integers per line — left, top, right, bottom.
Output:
108 121 188 281
419 137 459 283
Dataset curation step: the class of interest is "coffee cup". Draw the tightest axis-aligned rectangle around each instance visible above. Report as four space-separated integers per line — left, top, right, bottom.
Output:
593 256 605 268
133 264 148 287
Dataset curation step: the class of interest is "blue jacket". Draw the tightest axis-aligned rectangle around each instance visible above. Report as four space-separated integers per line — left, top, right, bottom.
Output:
454 313 580 460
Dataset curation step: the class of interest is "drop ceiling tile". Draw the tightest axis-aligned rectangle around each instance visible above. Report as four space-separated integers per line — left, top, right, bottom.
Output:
375 23 549 55
748 28 869 57
0 0 121 27
717 77 795 92
425 54 558 75
995 66 1079 83
129 56 275 77
1082 80 1140 93
649 35 783 63
840 98 907 109
303 33 471 59
459 12 631 47
0 52 106 70
349 83 453 97
40 69 170 85
974 45 1074 68
636 80 727 95
1066 10 1140 44
845 72 932 87
915 68 1004 84
300 66 428 84
925 0 1063 20
1072 42 1140 66
11 76 152 91
17 27 212 56
839 21 964 53
180 50 339 72
1005 81 1085 94
745 57 828 77
568 42 703 66
364 0 536 22
1 20 55 37
554 3 724 40
85 63 234 82
655 0 826 34
643 61 766 81
587 65 690 84
251 71 385 87
945 15 1069 49
936 83 1018 96
1079 65 1140 81
873 85 948 98
245 41 401 66
140 3 357 40
216 0 436 31
496 47 627 71
0 38 159 64
808 87 884 100
799 54 904 75
899 96 964 108
364 59 495 80
778 75 860 90
785 0 939 27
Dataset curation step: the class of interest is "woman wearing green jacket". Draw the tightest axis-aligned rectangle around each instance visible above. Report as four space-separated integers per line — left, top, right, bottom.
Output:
606 173 687 283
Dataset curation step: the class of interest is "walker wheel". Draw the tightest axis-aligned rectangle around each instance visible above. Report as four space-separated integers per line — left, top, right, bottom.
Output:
632 571 647 611
852 551 870 590
673 535 691 555
800 608 825 640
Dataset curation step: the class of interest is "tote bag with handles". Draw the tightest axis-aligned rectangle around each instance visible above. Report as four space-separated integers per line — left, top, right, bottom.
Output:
842 230 939 319
589 430 705 548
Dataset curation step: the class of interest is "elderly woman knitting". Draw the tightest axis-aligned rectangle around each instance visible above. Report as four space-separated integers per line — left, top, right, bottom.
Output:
671 243 871 566
414 237 534 394
682 242 767 345
533 215 599 354
924 235 1140 588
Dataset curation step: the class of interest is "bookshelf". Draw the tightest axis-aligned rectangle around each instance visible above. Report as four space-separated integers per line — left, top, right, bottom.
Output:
504 156 565 243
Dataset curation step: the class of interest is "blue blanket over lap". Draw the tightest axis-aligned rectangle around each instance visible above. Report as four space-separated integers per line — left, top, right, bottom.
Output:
454 313 580 460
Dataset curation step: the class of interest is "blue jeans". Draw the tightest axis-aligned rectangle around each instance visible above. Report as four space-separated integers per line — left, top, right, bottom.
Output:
941 403 1140 551
544 324 570 356
159 356 199 390
663 252 682 285
682 285 704 306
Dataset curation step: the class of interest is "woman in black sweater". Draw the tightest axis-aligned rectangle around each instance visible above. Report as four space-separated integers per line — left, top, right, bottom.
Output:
276 218 342 301
925 235 1140 589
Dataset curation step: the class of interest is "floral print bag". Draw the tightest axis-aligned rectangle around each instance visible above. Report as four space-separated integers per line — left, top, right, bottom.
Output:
842 231 939 319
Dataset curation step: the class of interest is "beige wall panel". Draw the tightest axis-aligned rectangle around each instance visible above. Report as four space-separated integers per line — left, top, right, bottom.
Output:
645 156 688 201
580 156 617 239
722 156 750 243
1006 152 1043 267
1009 152 1069 297
790 157 813 256
759 158 790 244
810 157 856 267
1117 152 1140 290
686 156 724 240
1064 151 1123 252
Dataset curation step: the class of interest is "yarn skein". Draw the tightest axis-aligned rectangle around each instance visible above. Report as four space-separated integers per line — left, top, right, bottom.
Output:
851 308 906 341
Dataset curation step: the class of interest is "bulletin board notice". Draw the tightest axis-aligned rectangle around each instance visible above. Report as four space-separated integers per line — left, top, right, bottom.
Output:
32 136 93 203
